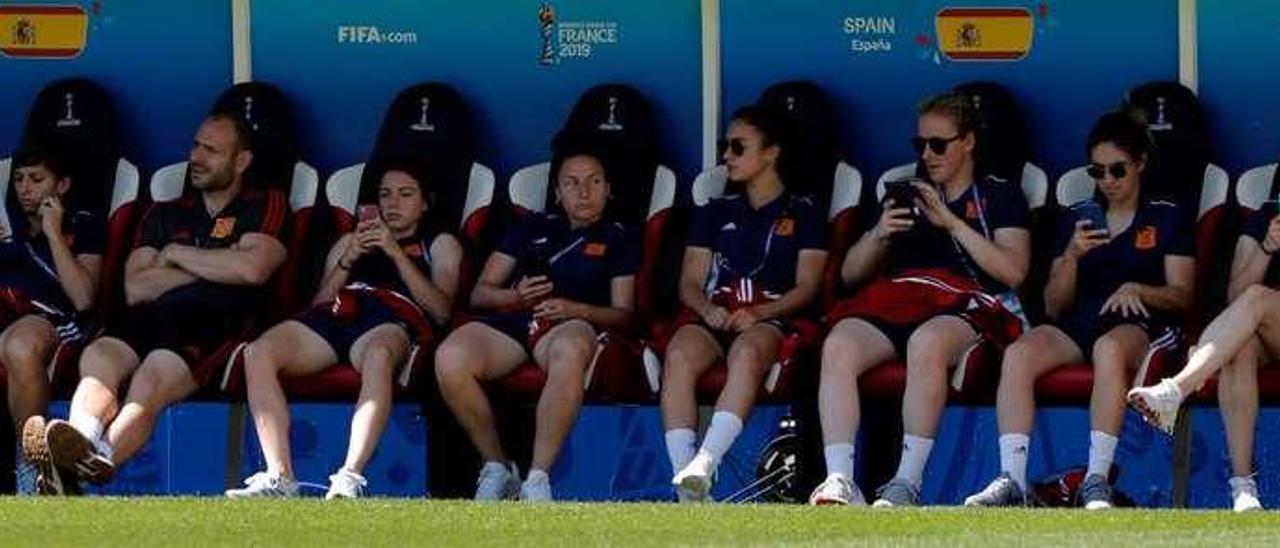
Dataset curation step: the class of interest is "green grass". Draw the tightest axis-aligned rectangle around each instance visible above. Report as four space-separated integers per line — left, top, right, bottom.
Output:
2 498 1279 546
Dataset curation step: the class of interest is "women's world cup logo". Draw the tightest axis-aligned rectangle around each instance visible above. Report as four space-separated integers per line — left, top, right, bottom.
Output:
538 3 557 65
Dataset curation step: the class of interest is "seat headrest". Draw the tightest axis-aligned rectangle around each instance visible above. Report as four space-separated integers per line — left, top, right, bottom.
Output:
210 81 300 193
361 83 478 232
20 78 123 217
756 80 843 210
549 84 661 226
1123 81 1211 212
953 80 1030 185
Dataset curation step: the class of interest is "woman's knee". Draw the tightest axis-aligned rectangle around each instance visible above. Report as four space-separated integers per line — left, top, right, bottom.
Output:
1090 335 1134 379
433 338 477 384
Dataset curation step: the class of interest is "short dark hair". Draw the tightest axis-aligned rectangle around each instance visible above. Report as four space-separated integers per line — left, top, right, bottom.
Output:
1086 110 1152 162
918 92 979 136
550 132 609 187
205 112 253 153
13 143 71 180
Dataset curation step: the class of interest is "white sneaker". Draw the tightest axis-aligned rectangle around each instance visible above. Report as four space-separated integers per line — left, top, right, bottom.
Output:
672 453 715 503
225 471 299 498
520 470 553 503
326 468 368 500
809 474 865 506
474 461 520 501
1127 379 1183 434
1230 476 1263 512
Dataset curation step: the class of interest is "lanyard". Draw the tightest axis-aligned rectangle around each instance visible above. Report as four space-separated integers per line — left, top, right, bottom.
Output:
947 180 992 285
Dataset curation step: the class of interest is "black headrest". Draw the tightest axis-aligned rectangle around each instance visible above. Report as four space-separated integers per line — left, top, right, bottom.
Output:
551 84 660 225
210 81 300 192
18 78 123 217
362 83 478 231
1123 81 1211 209
757 80 843 208
953 81 1030 184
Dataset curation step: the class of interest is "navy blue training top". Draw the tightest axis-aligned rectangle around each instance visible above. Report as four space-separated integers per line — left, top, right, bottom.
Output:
876 177 1029 294
687 191 826 296
0 210 105 314
497 212 640 308
1055 198 1193 326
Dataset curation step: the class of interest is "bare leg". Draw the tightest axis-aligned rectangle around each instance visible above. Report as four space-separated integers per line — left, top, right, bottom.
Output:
242 321 340 477
1 316 58 430
433 322 528 462
1089 325 1150 436
659 325 723 432
339 323 409 474
69 337 141 434
528 320 596 472
1172 285 1280 394
818 318 896 447
901 316 977 438
1218 336 1265 477
105 350 197 465
996 325 1083 435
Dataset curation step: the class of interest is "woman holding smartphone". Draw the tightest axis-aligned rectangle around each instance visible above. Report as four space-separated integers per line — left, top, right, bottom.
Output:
811 93 1030 507
965 111 1194 509
227 163 462 499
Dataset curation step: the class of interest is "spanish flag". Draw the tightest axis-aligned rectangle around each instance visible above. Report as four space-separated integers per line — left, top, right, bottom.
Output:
0 4 88 59
935 7 1033 61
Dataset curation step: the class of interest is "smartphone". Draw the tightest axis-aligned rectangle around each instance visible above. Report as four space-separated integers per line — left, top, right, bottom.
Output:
883 177 923 217
357 204 380 223
1070 199 1109 237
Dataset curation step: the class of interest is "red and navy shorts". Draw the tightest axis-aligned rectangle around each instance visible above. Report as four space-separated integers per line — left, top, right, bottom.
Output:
296 293 410 362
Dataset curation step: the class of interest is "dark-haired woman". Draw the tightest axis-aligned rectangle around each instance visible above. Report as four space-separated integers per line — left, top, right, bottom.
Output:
965 112 1193 509
434 151 638 503
663 105 828 503
227 166 462 499
1 145 103 494
811 93 1031 507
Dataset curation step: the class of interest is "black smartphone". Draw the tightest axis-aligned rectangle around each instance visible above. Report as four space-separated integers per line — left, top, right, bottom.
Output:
883 177 923 217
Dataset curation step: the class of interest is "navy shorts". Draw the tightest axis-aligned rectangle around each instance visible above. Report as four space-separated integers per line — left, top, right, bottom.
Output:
1057 311 1164 356
296 294 407 361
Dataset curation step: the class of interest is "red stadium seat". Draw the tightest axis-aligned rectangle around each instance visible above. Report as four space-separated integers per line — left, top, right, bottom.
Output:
490 162 678 403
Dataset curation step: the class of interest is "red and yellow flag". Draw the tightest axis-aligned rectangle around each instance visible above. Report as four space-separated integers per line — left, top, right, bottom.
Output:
0 4 88 59
935 7 1033 61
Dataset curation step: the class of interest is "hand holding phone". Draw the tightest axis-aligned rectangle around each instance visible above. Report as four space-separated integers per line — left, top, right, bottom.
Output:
357 204 380 223
1071 199 1109 237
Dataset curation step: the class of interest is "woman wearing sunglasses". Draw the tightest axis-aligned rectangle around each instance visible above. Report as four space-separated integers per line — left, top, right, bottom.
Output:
434 144 639 502
965 111 1194 509
663 105 828 502
810 92 1030 506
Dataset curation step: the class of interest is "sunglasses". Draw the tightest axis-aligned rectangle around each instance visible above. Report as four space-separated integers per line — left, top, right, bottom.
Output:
718 138 747 157
910 134 964 155
1086 162 1130 180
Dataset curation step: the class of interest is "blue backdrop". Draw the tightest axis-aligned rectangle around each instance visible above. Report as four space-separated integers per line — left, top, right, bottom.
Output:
721 0 1179 184
0 0 230 171
1198 0 1280 175
250 0 704 184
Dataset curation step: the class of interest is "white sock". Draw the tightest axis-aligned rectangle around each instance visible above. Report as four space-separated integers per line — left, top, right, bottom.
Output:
1087 430 1118 478
823 443 855 480
68 412 103 442
699 411 744 465
893 435 934 488
664 428 697 472
998 433 1030 491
